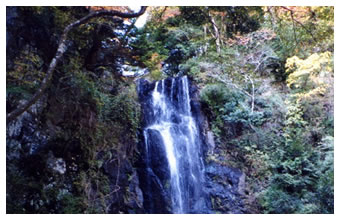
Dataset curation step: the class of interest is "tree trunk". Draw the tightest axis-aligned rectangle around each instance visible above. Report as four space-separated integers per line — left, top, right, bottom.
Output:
208 12 221 54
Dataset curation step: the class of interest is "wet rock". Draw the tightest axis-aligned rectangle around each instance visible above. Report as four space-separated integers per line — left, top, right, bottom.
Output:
46 151 66 175
206 131 216 153
6 139 22 159
103 157 145 213
205 161 246 213
7 98 49 157
137 167 171 213
137 77 209 213
238 173 246 196
145 129 171 182
125 171 144 213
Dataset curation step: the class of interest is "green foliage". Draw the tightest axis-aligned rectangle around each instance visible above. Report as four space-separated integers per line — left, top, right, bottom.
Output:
61 195 86 213
260 186 302 213
286 51 333 92
6 6 334 214
133 13 207 77
260 72 333 213
201 84 243 138
6 85 32 100
7 46 45 93
179 6 264 36
132 25 169 79
263 7 334 60
180 47 239 85
179 7 209 26
201 84 268 142
7 13 141 214
316 137 334 213
99 84 141 139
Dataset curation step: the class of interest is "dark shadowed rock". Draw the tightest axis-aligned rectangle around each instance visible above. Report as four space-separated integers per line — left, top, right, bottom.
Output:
205 161 246 213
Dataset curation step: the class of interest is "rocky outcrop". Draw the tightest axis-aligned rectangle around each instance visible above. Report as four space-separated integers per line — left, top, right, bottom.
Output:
7 98 49 157
103 157 144 213
6 93 144 213
136 129 171 213
189 78 247 214
205 161 246 213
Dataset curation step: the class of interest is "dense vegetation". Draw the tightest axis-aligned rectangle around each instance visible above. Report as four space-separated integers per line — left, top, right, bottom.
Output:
6 6 333 213
7 7 143 213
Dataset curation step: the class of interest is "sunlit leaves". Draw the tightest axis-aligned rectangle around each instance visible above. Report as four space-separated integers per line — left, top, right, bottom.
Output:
286 51 333 99
264 6 333 58
7 46 45 92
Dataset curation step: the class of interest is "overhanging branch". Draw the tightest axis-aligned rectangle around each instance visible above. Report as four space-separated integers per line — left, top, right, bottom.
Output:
280 6 317 42
7 6 147 123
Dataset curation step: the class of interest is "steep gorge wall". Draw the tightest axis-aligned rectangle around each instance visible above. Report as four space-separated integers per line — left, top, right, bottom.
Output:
6 85 144 214
6 78 247 214
191 79 247 214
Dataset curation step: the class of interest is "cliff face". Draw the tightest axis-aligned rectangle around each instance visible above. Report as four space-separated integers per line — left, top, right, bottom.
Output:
189 78 247 214
6 70 247 214
6 87 144 213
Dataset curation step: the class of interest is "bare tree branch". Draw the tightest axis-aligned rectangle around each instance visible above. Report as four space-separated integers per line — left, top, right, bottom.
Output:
253 55 279 73
245 75 255 113
206 73 252 98
7 6 147 123
207 73 256 113
266 6 275 26
289 10 298 47
197 7 221 54
158 6 168 20
121 16 139 45
208 12 221 54
280 6 317 42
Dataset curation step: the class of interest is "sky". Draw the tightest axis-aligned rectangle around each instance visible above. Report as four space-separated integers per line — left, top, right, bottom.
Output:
129 6 149 28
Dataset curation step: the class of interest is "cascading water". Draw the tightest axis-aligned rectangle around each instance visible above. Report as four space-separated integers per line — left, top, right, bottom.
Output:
138 76 208 214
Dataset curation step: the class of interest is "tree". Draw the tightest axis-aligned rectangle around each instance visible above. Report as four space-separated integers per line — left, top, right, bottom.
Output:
264 6 333 59
6 6 147 123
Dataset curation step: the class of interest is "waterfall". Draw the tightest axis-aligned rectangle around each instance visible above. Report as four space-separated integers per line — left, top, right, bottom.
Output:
138 76 208 214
